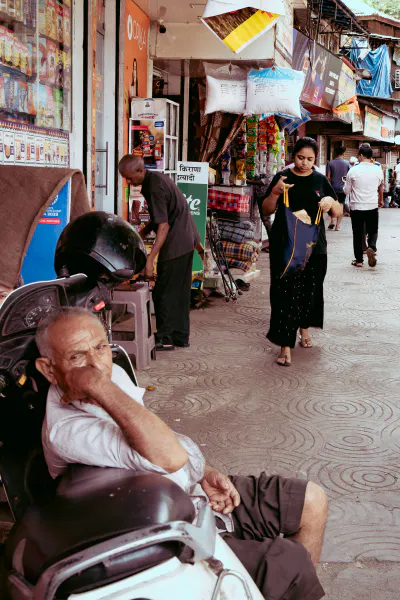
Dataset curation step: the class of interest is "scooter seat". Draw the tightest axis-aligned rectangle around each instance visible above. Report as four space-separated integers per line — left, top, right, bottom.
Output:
4 465 196 596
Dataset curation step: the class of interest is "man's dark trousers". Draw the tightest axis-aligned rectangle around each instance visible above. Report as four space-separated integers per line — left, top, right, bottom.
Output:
153 251 194 346
350 208 379 263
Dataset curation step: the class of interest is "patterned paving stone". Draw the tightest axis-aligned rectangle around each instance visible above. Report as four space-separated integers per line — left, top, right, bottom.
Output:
141 210 400 589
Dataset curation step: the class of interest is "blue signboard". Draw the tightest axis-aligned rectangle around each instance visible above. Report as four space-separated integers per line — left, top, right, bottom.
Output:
21 180 71 284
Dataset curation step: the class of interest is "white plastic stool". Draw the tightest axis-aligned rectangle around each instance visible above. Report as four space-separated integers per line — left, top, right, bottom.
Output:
111 283 156 370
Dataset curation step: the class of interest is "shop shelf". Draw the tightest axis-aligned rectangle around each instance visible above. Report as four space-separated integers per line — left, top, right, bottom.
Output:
37 32 70 51
0 12 36 32
0 63 37 80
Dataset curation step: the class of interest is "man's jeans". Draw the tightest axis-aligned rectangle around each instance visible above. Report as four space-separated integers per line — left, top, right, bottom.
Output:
350 208 379 263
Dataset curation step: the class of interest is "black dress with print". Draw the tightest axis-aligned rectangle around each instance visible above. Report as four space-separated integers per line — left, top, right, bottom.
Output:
265 168 337 348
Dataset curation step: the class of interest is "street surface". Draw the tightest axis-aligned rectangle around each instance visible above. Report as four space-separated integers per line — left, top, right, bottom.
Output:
1 210 400 597
140 209 400 599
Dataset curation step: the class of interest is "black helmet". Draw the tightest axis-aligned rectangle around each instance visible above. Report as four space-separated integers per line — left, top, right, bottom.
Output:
55 211 147 282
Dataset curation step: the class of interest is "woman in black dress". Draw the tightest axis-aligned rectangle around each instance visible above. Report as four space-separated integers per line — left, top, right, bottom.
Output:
262 137 342 366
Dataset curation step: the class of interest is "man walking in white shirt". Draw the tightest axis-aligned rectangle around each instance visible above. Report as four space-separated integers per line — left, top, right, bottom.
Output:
344 143 384 268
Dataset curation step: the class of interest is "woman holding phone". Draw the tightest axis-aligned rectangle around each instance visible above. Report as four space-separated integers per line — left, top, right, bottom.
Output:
261 137 341 367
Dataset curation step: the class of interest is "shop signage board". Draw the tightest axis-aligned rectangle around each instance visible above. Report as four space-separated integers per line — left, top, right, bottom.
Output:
177 162 208 290
364 107 395 142
201 1 284 54
292 30 354 111
21 180 71 284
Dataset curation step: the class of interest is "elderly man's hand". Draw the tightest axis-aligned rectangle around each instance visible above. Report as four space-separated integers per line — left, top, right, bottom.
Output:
61 366 111 405
201 467 240 515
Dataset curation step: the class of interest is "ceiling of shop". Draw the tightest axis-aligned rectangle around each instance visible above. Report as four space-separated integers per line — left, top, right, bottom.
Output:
133 1 207 23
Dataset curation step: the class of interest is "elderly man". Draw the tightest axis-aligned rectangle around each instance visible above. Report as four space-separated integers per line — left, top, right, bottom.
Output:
36 307 328 600
119 155 203 351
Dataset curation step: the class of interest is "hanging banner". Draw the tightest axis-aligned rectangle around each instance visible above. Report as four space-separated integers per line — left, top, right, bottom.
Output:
21 180 71 284
177 162 208 290
292 29 355 111
201 1 285 54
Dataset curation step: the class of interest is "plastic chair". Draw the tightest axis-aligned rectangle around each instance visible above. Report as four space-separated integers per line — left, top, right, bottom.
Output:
111 283 156 370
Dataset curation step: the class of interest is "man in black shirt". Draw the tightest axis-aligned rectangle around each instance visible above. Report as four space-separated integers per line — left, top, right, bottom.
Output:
119 155 203 351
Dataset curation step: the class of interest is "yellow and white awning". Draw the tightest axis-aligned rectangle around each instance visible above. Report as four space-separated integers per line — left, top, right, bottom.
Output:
201 1 286 54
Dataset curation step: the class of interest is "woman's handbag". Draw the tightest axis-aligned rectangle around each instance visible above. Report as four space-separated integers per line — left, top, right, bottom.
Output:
279 185 322 279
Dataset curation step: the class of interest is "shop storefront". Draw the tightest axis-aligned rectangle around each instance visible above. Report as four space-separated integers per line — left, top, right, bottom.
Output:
0 0 72 166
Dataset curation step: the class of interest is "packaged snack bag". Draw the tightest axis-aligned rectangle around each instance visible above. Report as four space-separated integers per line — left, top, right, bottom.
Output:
27 82 36 115
18 80 28 112
4 30 14 65
236 159 246 181
63 6 71 47
47 0 57 39
39 38 48 82
19 42 29 74
0 26 6 64
56 2 63 43
62 50 71 88
7 0 16 17
47 40 57 84
12 40 21 70
0 75 5 107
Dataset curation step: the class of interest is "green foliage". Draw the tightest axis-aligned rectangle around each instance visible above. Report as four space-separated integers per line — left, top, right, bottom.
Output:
363 0 400 19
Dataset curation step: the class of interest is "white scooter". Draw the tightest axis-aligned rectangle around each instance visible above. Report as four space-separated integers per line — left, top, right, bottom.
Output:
0 212 263 600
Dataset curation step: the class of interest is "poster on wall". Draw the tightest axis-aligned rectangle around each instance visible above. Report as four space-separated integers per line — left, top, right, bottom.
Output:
177 162 208 290
21 180 71 284
130 119 165 170
0 121 69 166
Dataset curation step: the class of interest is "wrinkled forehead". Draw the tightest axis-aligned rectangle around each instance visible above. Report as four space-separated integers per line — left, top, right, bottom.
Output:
48 315 107 355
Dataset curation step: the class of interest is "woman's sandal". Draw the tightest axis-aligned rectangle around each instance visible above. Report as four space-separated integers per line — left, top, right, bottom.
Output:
328 224 335 230
299 337 313 348
351 260 363 268
277 354 291 367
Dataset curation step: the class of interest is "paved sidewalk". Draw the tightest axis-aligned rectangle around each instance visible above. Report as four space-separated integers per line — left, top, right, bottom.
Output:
139 209 400 599
1 210 399 597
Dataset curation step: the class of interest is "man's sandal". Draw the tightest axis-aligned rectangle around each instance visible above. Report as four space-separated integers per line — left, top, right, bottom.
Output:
299 337 313 348
351 260 363 268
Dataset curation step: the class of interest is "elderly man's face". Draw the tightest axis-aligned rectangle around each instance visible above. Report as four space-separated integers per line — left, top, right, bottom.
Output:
119 164 146 187
41 316 113 390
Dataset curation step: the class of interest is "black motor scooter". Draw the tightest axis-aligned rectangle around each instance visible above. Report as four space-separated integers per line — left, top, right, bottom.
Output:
0 212 259 600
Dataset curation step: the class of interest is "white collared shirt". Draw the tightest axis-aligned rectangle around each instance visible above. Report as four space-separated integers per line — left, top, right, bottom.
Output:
42 364 234 531
344 162 383 211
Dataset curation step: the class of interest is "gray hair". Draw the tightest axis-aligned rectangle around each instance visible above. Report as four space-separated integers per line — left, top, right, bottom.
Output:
35 307 104 359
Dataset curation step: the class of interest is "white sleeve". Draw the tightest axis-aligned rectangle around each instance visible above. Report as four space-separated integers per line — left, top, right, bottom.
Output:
49 414 167 474
112 364 145 406
343 170 352 195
